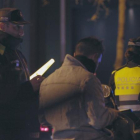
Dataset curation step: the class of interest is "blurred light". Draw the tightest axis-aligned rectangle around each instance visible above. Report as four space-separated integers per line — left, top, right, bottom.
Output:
40 125 49 132
30 59 55 80
129 8 134 20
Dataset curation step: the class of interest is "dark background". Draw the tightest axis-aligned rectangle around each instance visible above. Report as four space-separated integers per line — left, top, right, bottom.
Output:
1 0 140 84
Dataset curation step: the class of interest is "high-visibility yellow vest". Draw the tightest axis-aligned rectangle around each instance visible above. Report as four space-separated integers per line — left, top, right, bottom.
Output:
114 66 140 96
114 66 140 111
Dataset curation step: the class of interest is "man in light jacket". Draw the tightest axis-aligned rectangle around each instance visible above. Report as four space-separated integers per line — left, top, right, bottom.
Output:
39 37 119 140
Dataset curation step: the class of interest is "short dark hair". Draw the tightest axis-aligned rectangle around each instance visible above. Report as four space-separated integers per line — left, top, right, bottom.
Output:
125 37 140 63
74 36 104 57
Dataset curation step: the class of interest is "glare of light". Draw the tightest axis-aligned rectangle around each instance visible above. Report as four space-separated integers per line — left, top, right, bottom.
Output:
30 59 55 80
129 8 134 20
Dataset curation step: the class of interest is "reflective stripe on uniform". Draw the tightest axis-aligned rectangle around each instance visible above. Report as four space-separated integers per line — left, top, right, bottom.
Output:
118 104 140 111
119 94 139 101
0 44 5 55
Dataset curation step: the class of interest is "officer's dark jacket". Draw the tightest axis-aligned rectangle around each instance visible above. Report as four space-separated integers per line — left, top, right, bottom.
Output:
0 42 35 130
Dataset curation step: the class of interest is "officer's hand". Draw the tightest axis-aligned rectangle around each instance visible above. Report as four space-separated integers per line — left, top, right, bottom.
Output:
30 75 45 92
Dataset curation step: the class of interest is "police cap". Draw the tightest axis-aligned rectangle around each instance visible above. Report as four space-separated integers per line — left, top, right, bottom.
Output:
0 8 29 25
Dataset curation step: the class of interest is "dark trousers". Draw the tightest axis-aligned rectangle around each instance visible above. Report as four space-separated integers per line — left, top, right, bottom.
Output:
0 129 40 140
0 129 29 140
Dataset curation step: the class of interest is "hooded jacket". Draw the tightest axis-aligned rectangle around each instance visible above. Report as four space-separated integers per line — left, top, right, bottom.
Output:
39 54 118 140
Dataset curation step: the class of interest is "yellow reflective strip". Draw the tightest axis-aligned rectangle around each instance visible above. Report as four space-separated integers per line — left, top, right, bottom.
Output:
112 70 116 74
114 67 140 95
0 44 5 55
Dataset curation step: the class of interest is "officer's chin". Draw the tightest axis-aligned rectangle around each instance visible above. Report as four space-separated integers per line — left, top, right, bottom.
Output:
10 34 23 43
7 32 23 38
14 35 23 39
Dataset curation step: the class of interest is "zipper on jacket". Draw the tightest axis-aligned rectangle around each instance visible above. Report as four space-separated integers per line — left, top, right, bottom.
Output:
15 50 28 81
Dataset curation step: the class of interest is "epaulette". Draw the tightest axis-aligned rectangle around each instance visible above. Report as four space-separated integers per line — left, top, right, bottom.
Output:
0 44 5 55
111 64 127 74
111 70 116 74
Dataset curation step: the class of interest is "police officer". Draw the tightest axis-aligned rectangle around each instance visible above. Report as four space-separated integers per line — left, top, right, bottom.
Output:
0 8 44 140
109 37 140 118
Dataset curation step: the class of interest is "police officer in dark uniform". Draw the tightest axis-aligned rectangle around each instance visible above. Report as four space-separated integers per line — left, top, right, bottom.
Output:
0 8 44 140
109 37 140 118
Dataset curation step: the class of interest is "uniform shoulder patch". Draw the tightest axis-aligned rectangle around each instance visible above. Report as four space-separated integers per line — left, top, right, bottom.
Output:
111 64 127 74
111 70 116 74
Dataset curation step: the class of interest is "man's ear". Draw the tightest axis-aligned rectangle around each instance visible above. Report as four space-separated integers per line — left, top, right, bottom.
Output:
88 53 99 61
74 52 76 57
124 50 127 58
94 53 99 59
124 49 130 59
0 23 5 31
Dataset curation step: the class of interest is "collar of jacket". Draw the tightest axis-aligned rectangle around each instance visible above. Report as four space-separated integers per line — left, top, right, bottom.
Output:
126 60 140 67
112 61 140 74
74 55 96 73
0 43 5 55
63 54 96 73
